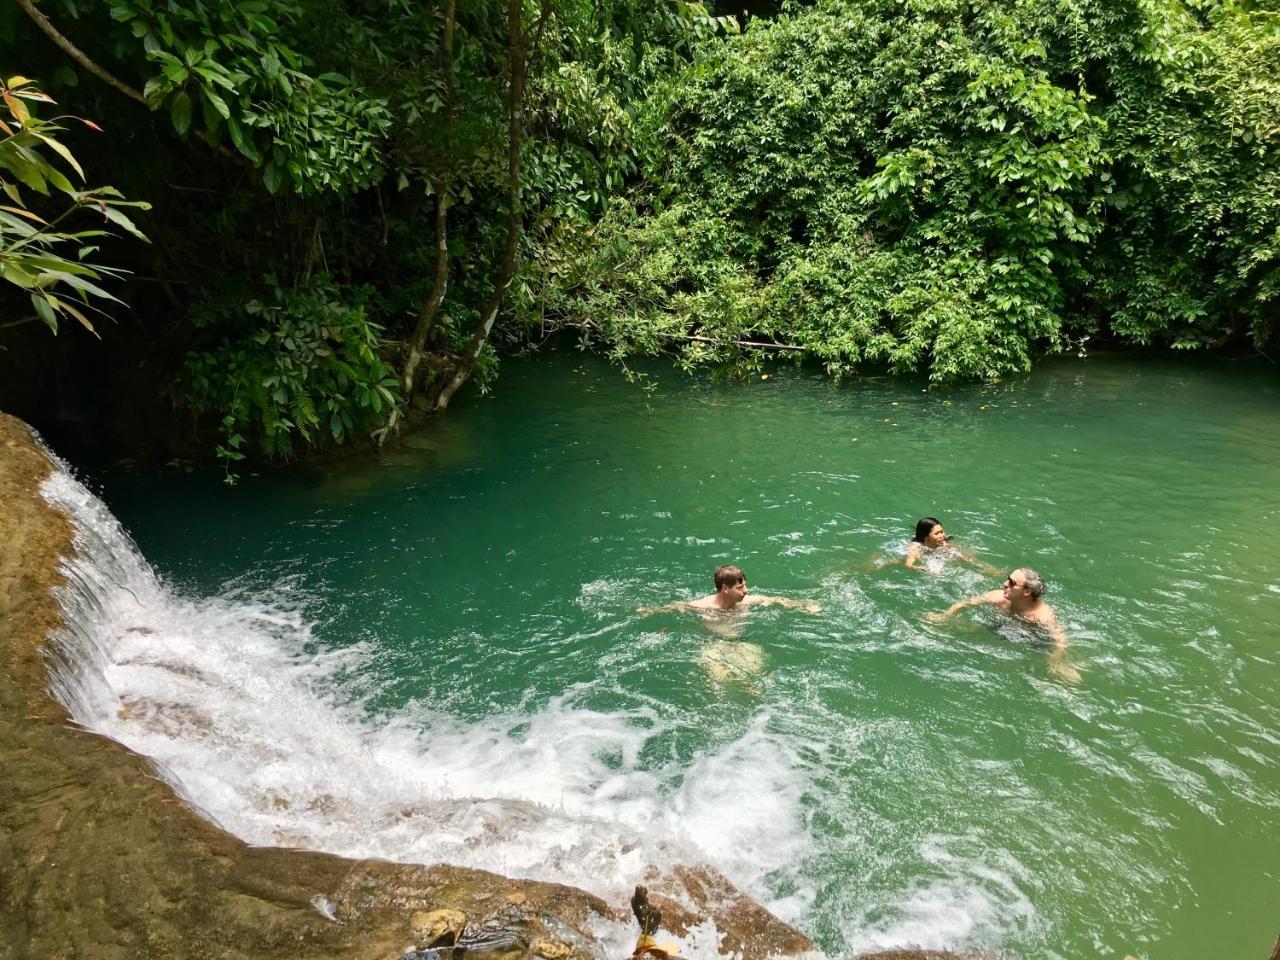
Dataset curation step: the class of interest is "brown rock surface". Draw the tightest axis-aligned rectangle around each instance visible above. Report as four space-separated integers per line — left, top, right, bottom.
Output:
0 413 815 960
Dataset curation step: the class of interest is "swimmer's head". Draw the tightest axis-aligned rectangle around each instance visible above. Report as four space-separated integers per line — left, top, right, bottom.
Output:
1005 567 1046 600
913 517 946 547
714 564 746 590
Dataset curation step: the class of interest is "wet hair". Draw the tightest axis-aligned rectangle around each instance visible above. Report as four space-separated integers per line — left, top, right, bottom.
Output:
1014 568 1046 599
913 517 943 544
714 564 746 590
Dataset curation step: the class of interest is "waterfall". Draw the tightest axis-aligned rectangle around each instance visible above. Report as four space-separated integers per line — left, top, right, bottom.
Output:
34 453 813 942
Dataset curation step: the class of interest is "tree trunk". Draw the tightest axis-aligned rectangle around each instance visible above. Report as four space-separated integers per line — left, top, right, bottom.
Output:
400 186 450 395
430 0 526 414
379 0 456 444
401 0 456 398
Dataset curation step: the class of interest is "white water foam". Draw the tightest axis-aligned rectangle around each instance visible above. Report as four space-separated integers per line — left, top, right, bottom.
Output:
37 461 819 957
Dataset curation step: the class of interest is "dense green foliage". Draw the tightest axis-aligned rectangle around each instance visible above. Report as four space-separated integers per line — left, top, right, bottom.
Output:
0 0 723 464
540 0 1280 380
108 0 393 193
180 277 399 474
0 75 148 335
0 0 1276 463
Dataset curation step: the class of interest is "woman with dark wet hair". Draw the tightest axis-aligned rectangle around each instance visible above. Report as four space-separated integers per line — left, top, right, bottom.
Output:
906 517 949 569
905 517 999 574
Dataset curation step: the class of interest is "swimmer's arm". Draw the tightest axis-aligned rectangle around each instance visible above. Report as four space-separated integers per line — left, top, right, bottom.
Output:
636 601 695 615
955 548 1005 579
1041 616 1081 683
904 543 921 569
752 595 822 613
1044 616 1069 651
926 590 1002 621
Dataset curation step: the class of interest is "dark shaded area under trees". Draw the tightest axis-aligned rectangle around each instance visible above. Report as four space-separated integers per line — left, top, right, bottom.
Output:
1 0 1276 469
0 0 728 467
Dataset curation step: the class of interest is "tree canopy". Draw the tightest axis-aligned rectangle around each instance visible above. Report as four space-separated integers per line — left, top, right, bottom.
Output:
540 0 1280 380
1 0 1275 465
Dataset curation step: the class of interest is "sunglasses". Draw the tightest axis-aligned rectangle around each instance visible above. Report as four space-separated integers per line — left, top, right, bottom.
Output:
1004 576 1024 589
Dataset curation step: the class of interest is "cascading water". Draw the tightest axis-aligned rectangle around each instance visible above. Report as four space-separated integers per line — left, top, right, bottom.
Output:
31 350 1280 960
37 454 815 956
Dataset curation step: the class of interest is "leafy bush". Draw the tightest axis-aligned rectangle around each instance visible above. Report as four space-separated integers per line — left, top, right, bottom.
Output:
180 277 402 477
540 0 1280 379
108 0 391 193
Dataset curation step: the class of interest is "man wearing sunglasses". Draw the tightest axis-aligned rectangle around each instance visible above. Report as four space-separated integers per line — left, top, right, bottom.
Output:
927 568 1080 682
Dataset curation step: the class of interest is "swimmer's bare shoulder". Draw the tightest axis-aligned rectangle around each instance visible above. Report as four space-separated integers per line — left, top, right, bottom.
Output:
1024 601 1058 626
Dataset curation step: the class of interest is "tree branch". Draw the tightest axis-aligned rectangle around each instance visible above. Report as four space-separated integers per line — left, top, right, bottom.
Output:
15 0 148 106
685 335 806 352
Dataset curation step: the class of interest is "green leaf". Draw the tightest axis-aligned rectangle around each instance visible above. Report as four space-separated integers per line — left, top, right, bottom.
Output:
102 205 151 242
31 293 57 332
0 210 38 236
202 88 231 120
6 157 47 195
31 133 85 181
142 75 169 107
226 114 258 162
170 91 193 135
2 262 38 288
46 167 74 195
56 298 98 335
262 161 281 193
40 269 120 302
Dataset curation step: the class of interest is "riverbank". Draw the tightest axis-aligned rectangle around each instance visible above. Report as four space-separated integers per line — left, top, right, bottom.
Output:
0 412 820 960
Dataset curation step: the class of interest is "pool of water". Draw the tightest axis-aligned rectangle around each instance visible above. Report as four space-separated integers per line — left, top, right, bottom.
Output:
76 351 1280 959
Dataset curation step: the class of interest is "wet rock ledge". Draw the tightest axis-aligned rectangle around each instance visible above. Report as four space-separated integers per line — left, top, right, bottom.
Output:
0 412 815 960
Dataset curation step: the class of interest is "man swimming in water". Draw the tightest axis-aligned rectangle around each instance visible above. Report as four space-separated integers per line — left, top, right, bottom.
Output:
927 567 1080 682
692 564 821 613
646 564 821 614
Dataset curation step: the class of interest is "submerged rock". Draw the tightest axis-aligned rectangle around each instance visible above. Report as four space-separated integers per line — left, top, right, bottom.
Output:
638 864 815 957
411 907 468 946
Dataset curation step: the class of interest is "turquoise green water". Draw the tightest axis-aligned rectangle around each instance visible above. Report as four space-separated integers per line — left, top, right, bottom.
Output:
91 351 1280 959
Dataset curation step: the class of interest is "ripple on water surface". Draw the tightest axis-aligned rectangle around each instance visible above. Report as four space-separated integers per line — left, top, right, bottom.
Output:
52 353 1280 960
